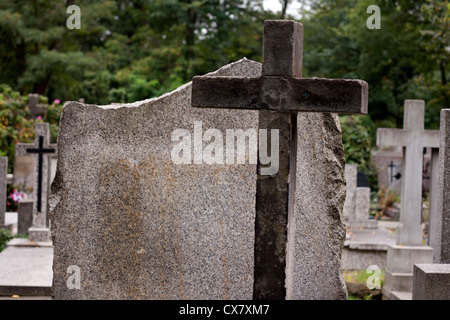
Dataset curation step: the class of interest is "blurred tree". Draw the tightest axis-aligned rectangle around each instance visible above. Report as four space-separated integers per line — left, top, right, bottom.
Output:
417 0 449 114
300 0 447 131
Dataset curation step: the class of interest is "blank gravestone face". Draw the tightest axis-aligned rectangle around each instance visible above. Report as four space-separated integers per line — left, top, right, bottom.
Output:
13 156 35 191
50 59 260 300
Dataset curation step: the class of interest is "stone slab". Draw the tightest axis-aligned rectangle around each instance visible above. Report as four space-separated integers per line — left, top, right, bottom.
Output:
0 246 53 296
383 244 433 299
345 227 395 251
343 164 357 221
18 200 33 236
383 290 412 300
412 264 450 300
50 59 260 300
386 245 434 274
434 109 450 263
343 227 395 270
7 237 52 248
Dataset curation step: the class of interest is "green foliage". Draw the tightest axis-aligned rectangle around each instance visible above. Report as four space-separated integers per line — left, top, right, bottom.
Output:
302 0 448 129
0 229 13 252
416 0 450 118
0 85 35 172
0 85 62 172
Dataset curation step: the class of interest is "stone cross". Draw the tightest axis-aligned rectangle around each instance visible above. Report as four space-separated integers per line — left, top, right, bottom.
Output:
28 94 48 119
15 123 56 242
377 100 439 246
388 161 396 183
191 20 368 299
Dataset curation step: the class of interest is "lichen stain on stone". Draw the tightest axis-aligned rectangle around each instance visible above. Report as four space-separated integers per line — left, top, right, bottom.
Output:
97 158 146 299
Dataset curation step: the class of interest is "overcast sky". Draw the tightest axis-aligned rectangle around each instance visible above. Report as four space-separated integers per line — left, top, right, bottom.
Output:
263 0 302 19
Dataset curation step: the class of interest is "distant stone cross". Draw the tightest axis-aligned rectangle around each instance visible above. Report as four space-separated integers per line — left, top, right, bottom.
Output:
28 93 48 119
377 100 439 246
388 161 396 183
15 123 56 240
25 136 56 212
192 20 368 299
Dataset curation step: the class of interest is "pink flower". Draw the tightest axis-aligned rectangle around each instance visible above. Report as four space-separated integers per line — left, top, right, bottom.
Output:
37 116 42 120
54 99 60 104
7 202 10 206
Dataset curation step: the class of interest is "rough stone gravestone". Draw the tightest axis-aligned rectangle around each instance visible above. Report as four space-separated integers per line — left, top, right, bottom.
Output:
427 148 440 248
192 20 368 299
343 164 376 229
413 108 450 300
15 123 56 242
17 199 34 236
378 100 438 299
51 59 260 300
343 164 357 222
0 157 14 232
28 94 48 119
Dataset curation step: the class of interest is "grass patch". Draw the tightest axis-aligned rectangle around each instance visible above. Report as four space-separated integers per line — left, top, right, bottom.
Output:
343 269 385 287
0 228 13 252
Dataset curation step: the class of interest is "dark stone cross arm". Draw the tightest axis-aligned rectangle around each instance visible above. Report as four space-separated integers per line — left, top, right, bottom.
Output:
192 76 368 114
192 19 368 114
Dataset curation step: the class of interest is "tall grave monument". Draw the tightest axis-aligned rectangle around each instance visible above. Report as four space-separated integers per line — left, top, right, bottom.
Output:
413 108 450 300
377 100 439 299
15 123 56 242
343 164 377 229
51 20 368 300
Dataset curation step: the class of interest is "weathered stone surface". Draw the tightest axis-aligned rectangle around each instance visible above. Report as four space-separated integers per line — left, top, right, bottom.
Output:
51 57 352 300
18 199 33 236
262 20 303 77
50 59 260 300
343 164 357 221
285 112 347 300
383 244 433 298
413 264 450 300
192 77 368 114
434 109 450 263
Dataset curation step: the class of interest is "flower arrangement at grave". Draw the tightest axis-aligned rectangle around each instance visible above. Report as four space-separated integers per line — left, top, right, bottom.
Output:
6 186 27 212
